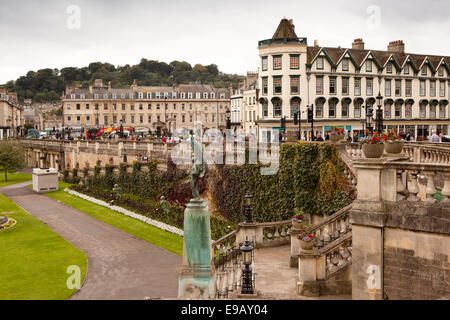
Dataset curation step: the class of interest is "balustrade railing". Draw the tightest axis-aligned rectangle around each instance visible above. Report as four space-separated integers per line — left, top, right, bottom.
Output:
310 205 352 250
323 236 352 278
387 162 450 203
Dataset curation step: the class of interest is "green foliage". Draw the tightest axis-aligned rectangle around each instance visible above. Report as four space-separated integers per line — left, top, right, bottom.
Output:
6 60 244 103
0 141 25 182
210 142 354 223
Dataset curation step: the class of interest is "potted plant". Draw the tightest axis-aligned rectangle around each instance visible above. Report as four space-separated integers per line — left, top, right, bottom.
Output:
291 212 305 230
329 127 345 143
360 133 384 158
298 224 315 251
382 128 404 154
292 208 305 229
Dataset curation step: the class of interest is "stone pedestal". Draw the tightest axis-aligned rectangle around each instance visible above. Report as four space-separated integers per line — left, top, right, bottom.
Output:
178 198 215 299
297 252 320 297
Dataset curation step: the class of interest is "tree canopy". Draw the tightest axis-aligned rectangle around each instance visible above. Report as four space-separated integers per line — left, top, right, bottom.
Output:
5 60 244 103
0 141 26 182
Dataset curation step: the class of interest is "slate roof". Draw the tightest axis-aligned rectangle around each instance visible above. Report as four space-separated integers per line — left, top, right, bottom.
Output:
272 18 298 41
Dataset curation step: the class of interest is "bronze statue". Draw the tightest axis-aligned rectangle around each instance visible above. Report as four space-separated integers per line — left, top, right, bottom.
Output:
187 136 206 200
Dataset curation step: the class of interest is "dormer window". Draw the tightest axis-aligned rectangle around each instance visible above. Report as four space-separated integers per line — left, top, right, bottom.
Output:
94 94 99 99
164 92 169 98
404 64 410 75
366 60 372 72
316 57 324 70
386 62 392 73
172 92 177 98
71 94 75 99
80 94 85 99
210 92 215 99
129 93 134 99
180 92 185 99
147 92 152 99
220 94 225 99
342 58 349 71
138 92 144 99
196 92 201 99
203 92 208 99
112 94 117 99
121 94 125 98
155 92 161 99
438 65 444 76
188 92 193 99
422 66 427 76
103 94 108 99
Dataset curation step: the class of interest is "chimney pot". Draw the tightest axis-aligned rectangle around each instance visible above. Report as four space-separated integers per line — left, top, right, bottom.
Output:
314 39 319 47
388 40 405 53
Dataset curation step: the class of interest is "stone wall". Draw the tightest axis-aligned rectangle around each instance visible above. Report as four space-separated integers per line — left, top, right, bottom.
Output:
351 200 450 300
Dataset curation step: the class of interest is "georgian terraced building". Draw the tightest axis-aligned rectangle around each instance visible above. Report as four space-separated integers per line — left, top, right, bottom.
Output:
63 79 231 135
0 86 24 139
257 19 450 141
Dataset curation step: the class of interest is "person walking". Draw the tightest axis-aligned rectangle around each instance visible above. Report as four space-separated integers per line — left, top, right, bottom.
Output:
429 130 441 142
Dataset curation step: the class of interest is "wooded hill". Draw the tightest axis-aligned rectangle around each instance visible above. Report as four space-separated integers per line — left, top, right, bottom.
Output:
4 59 245 103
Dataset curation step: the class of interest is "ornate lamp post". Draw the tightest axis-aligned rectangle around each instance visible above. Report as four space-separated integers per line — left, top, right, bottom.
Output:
376 92 384 135
240 238 254 294
119 119 124 139
245 191 253 223
365 106 374 135
226 108 231 130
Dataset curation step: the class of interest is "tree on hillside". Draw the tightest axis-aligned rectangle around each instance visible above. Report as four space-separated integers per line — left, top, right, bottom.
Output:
0 141 26 182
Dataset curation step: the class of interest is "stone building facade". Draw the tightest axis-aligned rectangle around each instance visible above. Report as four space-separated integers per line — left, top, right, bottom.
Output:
63 79 231 135
230 71 258 133
257 18 450 141
0 86 24 139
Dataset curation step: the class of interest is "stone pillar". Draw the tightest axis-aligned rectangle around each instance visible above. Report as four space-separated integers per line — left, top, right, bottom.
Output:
297 251 319 297
350 159 392 300
178 198 215 299
235 223 263 248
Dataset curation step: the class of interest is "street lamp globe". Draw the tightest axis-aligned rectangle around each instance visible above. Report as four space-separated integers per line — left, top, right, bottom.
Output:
240 238 253 267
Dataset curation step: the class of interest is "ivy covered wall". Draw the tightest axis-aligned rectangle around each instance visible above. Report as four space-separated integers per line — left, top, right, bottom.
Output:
208 142 354 223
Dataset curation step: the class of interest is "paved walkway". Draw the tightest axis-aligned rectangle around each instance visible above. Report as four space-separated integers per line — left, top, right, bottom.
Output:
254 245 351 300
1 182 181 300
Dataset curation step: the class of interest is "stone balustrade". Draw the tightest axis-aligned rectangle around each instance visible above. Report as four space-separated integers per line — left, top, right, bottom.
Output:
295 205 353 297
345 141 450 165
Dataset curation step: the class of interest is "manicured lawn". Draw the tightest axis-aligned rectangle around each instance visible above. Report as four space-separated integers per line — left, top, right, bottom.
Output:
46 182 183 256
0 193 87 300
0 172 31 187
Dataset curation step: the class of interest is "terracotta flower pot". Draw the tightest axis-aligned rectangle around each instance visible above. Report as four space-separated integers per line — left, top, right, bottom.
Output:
330 134 344 143
300 239 315 251
362 144 384 158
383 140 404 154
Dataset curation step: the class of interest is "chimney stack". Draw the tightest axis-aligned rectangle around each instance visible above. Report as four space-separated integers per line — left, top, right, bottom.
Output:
387 40 405 53
352 38 365 50
314 40 319 47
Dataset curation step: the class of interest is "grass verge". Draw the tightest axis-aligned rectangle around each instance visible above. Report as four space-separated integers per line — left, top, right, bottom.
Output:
45 182 183 256
0 172 31 187
0 193 87 300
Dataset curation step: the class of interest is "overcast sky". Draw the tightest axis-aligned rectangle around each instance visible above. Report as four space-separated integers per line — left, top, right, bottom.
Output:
0 0 449 84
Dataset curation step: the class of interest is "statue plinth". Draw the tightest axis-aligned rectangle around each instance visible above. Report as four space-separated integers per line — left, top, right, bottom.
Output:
178 198 215 299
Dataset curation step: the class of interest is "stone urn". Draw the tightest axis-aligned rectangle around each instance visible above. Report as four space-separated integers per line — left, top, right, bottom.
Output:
300 239 315 251
383 140 404 154
292 220 303 230
362 143 384 158
330 134 344 143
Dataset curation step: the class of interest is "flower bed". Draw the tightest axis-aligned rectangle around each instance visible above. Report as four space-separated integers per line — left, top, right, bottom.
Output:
65 188 184 236
64 186 237 240
0 218 17 231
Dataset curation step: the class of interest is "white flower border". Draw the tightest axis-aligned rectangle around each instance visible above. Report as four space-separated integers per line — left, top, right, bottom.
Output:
64 188 184 237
